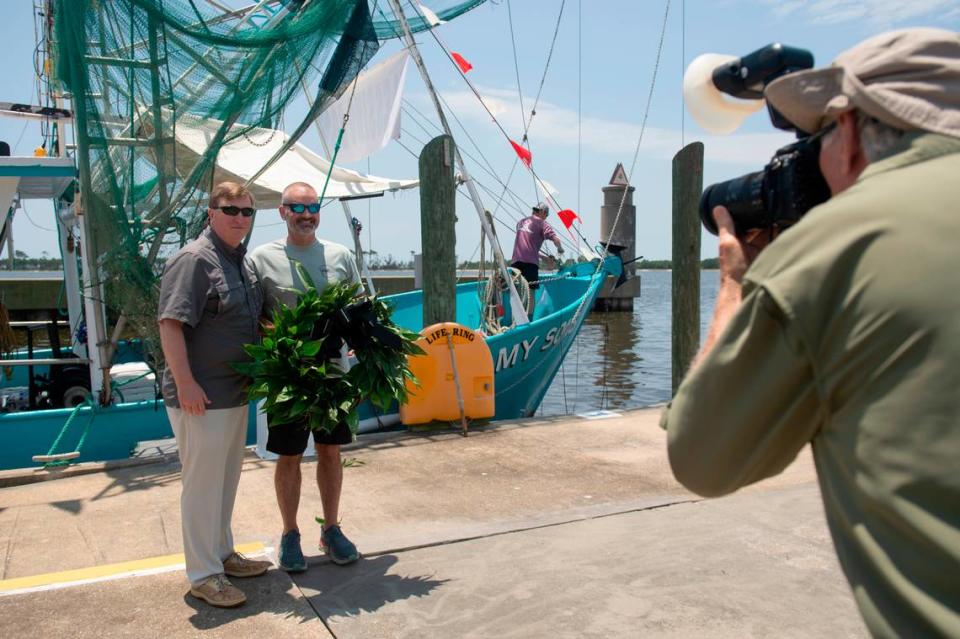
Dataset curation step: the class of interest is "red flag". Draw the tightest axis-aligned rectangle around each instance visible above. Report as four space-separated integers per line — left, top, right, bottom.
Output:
451 52 473 73
509 139 532 167
557 209 579 229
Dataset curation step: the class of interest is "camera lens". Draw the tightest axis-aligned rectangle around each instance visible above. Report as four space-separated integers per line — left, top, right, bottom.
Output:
699 171 766 235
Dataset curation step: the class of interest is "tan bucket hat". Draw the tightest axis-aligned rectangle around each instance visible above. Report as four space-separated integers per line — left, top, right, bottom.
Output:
764 28 960 137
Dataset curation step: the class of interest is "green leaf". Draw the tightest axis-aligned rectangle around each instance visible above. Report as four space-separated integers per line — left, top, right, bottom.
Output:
293 260 316 291
290 398 311 418
346 410 359 433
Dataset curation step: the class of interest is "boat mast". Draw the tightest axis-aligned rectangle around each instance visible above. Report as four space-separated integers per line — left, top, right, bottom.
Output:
386 0 529 325
44 0 110 403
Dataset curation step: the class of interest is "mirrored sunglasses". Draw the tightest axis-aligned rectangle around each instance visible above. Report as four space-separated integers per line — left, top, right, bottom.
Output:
283 202 322 215
218 205 256 217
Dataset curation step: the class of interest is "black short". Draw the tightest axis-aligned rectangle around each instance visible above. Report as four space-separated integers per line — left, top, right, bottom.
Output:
265 415 354 456
511 261 540 290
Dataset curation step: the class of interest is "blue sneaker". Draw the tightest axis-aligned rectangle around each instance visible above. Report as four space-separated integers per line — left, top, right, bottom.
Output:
278 529 307 573
321 525 359 565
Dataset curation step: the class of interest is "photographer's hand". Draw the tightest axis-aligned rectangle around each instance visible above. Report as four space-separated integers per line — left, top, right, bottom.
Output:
715 207 750 284
690 206 748 371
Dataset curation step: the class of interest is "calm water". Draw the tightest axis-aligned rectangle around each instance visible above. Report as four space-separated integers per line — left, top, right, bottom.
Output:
537 270 719 416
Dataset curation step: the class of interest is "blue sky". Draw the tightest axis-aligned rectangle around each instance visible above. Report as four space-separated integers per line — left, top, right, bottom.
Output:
2 0 957 262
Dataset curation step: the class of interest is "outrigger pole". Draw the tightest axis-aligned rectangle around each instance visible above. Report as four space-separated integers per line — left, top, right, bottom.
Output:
386 0 529 325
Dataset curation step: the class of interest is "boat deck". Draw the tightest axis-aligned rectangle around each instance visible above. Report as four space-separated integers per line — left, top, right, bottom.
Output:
0 407 866 637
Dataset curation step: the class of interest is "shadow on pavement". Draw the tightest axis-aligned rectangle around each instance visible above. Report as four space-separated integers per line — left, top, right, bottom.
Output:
183 569 319 631
91 460 183 502
294 554 449 618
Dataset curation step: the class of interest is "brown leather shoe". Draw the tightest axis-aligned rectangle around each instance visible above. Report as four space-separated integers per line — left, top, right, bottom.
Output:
189 574 246 608
223 552 271 578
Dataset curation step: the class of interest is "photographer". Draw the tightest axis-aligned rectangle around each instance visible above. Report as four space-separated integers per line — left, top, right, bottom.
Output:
661 29 959 636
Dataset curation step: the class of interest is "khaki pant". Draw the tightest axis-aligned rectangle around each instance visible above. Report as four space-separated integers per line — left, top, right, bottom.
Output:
167 405 248 585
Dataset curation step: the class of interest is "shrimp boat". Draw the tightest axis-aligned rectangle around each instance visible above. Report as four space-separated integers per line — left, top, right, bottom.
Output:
0 0 625 471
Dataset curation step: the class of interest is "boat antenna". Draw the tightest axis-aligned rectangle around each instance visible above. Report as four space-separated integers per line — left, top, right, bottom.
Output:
387 0 530 325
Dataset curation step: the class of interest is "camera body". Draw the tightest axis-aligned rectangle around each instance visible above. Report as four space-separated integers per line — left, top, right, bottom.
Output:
698 44 831 236
699 135 831 235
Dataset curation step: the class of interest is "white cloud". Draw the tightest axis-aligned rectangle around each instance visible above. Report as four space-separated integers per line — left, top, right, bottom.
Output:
761 0 957 25
427 86 793 168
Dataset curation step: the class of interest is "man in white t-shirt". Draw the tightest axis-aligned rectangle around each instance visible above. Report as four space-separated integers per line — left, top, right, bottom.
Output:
249 182 362 572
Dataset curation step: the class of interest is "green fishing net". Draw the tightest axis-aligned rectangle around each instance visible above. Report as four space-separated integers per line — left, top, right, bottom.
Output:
50 0 485 365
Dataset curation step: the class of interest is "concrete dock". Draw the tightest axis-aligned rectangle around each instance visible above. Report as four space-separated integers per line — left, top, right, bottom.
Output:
0 407 867 637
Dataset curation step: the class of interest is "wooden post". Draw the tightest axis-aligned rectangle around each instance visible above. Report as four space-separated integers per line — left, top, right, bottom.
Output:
672 142 704 393
419 135 457 327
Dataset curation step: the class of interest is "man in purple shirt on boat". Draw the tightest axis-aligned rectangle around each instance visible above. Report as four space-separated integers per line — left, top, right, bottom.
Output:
511 202 563 291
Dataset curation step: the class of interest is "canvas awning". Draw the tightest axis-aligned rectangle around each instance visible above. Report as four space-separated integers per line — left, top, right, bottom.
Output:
172 116 418 209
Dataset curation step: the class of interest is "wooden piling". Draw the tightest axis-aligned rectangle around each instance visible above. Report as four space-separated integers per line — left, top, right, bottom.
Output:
671 142 704 393
419 135 457 327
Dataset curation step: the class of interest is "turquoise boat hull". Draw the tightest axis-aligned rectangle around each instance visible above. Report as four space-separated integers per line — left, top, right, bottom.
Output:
0 258 619 470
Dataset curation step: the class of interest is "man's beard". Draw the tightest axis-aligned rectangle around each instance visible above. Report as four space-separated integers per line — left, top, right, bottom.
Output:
292 218 317 233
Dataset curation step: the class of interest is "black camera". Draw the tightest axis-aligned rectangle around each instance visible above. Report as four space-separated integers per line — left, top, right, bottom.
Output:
699 135 831 235
698 44 832 236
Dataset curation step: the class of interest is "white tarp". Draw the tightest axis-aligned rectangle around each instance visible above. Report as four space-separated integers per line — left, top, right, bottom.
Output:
172 117 418 208
315 51 409 164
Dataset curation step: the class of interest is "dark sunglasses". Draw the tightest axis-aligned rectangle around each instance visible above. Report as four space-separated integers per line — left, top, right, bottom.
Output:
283 202 322 215
217 205 256 217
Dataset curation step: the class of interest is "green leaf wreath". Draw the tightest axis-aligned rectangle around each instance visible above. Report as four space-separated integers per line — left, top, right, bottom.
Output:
237 263 424 435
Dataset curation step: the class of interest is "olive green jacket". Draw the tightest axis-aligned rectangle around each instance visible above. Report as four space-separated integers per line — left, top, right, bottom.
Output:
662 133 960 637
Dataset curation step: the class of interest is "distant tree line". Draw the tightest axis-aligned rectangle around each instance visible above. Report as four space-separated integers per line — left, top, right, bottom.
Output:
0 250 61 270
633 258 719 269
363 252 414 270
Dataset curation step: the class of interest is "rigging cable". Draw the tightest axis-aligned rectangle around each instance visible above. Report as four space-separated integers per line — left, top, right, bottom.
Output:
403 98 531 220
411 0 578 244
600 0 671 263
576 0 582 248
400 98 554 232
565 0 583 415
527 0 567 126
505 0 528 134
400 1 533 219
562 0 672 361
403 97 532 222
492 0 568 220
504 0 539 202
681 0 685 147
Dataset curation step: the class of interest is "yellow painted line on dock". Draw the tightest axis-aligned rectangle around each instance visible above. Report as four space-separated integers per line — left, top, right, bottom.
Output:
0 541 266 595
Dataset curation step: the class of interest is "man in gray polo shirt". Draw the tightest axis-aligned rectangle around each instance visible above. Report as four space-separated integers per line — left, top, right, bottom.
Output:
158 181 270 608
